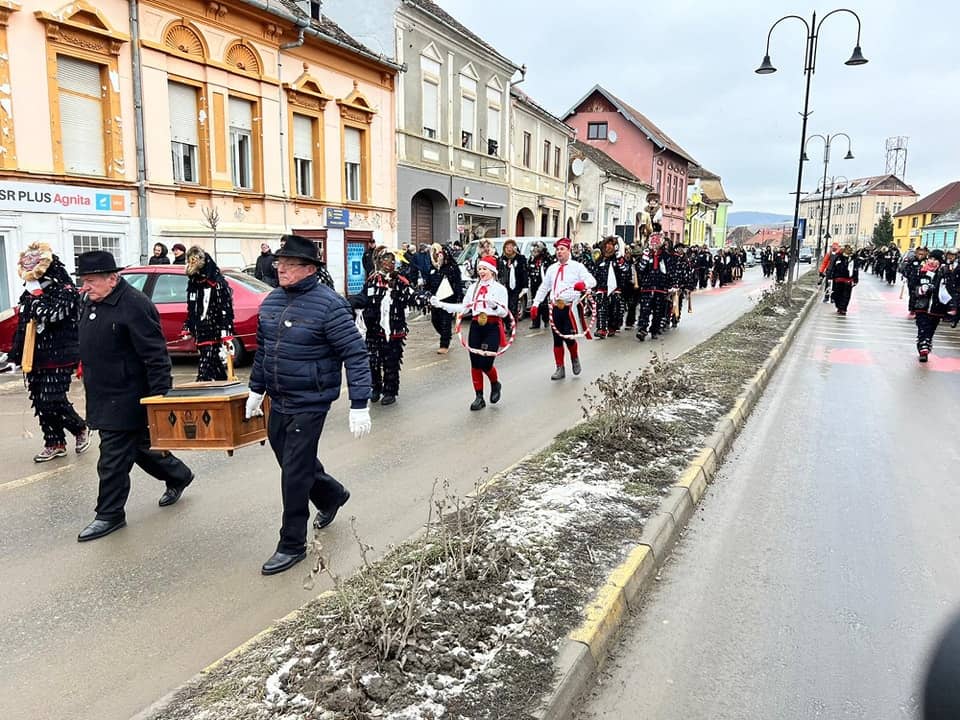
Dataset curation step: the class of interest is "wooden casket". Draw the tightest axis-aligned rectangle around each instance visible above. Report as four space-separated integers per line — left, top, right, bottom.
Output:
141 381 269 455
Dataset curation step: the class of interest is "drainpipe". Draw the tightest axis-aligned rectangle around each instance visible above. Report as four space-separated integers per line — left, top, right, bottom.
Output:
276 29 305 232
598 173 610 247
128 0 150 263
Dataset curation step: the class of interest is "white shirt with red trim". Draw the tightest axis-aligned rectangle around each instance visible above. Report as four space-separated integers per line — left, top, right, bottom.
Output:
532 259 597 306
435 279 508 317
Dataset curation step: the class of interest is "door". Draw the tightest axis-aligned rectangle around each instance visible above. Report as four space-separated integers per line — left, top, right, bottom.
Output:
515 211 525 236
345 230 374 296
411 194 434 247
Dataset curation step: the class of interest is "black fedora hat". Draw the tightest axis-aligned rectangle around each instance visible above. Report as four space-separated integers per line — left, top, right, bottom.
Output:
76 250 123 276
275 234 323 265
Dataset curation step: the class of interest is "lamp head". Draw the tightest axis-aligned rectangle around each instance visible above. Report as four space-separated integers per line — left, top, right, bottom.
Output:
845 45 868 66
844 150 855 160
755 54 777 74
801 152 810 162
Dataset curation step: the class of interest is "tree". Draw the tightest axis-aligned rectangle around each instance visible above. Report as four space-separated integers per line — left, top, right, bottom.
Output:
872 210 894 247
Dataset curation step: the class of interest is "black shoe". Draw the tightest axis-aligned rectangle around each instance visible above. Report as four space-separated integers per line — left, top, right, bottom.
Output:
571 357 582 375
159 473 194 507
531 323 541 329
489 382 502 404
380 395 396 406
261 551 306 576
470 392 486 411
370 392 381 403
551 366 565 381
77 518 126 542
313 490 350 530
636 331 647 341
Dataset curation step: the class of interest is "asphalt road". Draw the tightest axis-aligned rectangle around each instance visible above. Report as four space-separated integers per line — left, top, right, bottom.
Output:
0 268 773 720
577 272 960 720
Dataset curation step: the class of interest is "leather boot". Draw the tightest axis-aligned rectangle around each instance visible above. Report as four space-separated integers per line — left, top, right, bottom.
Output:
550 366 565 381
470 391 486 411
489 381 502 404
571 358 582 375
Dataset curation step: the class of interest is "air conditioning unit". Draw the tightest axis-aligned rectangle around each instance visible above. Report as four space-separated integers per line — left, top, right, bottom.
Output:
580 210 595 223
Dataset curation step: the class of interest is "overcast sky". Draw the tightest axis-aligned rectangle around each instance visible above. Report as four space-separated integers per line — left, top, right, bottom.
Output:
440 0 960 215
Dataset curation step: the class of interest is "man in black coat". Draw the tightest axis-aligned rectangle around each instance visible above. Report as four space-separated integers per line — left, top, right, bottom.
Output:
75 251 194 542
254 242 278 287
497 239 528 335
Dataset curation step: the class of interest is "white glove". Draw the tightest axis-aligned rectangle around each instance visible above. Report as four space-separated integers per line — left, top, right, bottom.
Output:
349 408 372 439
429 296 441 308
218 345 229 364
245 390 264 419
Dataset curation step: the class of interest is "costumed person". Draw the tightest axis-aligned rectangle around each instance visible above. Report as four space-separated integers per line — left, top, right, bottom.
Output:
592 236 625 338
8 243 90 462
696 246 711 289
183 246 236 381
774 246 790 283
75 251 194 542
634 235 670 340
148 242 171 265
622 243 641 329
528 241 553 329
430 256 508 411
171 243 186 265
350 249 428 405
497 239 528 337
911 250 957 362
884 245 901 284
819 242 841 302
254 243 279 287
902 246 928 317
829 244 859 315
423 243 464 355
530 237 597 380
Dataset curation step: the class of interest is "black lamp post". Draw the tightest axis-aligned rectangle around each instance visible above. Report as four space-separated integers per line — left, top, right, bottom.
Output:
804 132 854 264
756 9 868 294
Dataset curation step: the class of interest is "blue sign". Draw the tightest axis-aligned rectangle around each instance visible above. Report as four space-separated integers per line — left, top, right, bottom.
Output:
796 218 807 240
346 242 366 295
326 207 350 229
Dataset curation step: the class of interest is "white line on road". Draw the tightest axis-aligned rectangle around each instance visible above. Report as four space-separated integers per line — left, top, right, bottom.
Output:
1 462 76 492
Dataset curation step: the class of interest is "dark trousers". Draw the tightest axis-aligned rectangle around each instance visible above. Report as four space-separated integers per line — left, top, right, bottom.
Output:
550 305 578 350
268 410 346 555
27 368 86 446
505 289 522 335
637 291 666 336
833 281 853 311
623 289 639 327
366 330 404 397
430 307 453 349
95 427 193 521
916 313 941 353
196 343 227 382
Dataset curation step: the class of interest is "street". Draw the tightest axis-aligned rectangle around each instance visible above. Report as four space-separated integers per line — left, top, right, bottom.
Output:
0 269 772 720
577 272 960 719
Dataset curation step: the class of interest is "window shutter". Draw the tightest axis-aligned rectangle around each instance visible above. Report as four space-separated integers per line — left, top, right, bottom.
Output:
292 114 313 159
57 57 105 175
169 82 199 145
229 97 252 130
344 127 361 164
57 56 101 95
422 80 438 131
461 95 475 134
487 105 500 143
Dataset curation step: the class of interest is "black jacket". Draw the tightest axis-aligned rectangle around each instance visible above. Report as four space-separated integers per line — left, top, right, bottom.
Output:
79 278 173 431
254 252 278 287
498 253 528 293
9 261 82 370
423 257 464 302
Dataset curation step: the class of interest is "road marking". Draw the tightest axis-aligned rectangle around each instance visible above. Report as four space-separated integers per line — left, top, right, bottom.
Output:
411 359 448 371
1 462 76 492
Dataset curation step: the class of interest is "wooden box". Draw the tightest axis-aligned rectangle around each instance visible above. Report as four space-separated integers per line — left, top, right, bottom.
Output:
141 381 269 455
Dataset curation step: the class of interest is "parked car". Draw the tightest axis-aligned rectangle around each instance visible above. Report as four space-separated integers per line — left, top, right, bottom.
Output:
455 237 559 318
799 247 814 264
0 306 16 355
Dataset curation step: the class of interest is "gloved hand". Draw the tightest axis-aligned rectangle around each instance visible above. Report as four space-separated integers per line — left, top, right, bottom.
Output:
529 305 538 322
245 390 264 419
349 407 372 439
218 345 229 364
574 281 587 292
180 328 192 340
429 295 441 308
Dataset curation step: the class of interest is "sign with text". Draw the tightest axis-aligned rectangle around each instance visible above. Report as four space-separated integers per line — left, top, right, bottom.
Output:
325 207 350 229
0 180 130 216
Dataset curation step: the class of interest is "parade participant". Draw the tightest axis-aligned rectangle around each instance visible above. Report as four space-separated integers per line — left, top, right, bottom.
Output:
183 246 236 381
528 241 552 329
148 242 171 265
171 243 187 264
75 251 194 542
592 236 626 338
622 244 641 329
911 250 958 362
423 243 464 355
530 238 597 379
635 236 671 340
8 243 90 462
884 245 901 284
473 239 497 277
695 246 712 289
902 246 929 317
829 244 859 315
246 235 371 575
497 239 528 336
819 242 841 302
761 247 774 278
773 246 790 283
254 242 278 287
430 256 508 411
350 249 428 405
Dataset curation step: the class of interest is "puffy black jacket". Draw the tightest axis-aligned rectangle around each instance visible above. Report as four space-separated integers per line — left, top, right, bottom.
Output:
250 274 371 415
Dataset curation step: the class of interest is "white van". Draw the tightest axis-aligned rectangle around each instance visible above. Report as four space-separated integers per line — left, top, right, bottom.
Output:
456 237 560 317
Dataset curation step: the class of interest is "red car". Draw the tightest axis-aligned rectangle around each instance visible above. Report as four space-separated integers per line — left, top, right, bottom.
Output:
0 266 272 363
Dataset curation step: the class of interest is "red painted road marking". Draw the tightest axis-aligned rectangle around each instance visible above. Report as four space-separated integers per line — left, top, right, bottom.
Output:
922 354 960 373
811 344 875 365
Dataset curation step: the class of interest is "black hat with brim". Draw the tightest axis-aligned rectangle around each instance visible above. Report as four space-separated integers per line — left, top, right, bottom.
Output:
76 250 124 277
275 234 323 265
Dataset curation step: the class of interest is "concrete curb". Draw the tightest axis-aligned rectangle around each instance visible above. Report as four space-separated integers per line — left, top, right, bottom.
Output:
535 285 818 720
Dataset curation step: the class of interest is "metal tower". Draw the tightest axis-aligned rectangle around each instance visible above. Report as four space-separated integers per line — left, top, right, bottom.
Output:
885 136 908 178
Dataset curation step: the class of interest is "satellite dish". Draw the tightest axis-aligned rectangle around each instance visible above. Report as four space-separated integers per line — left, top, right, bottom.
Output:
570 158 585 177
608 130 618 143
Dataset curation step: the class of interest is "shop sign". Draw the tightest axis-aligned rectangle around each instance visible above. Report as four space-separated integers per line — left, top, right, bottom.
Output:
0 180 130 216
325 207 350 228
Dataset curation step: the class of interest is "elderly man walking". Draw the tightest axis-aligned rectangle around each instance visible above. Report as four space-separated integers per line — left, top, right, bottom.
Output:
246 235 372 576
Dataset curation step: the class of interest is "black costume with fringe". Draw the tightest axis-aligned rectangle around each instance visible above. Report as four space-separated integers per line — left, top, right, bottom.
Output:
592 253 627 337
185 251 235 381
9 257 87 447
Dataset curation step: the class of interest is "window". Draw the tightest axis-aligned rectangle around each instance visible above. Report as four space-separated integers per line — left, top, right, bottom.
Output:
893 202 902 214
897 218 903 229
57 56 105 176
522 131 531 168
344 126 362 202
540 210 549 236
72 232 120 269
911 216 918 228
552 210 560 236
292 114 315 196
169 82 200 184
656 169 662 193
486 104 500 156
587 122 608 140
460 74 476 150
543 140 551 174
229 97 254 189
554 145 561 178
123 273 149 292
421 55 441 140
152 273 188 304
847 224 856 235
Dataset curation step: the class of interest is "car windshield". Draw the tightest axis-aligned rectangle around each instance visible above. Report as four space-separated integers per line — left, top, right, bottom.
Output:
225 271 272 293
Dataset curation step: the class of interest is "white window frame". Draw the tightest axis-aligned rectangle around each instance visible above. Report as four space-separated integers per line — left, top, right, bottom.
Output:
169 82 200 184
344 126 362 203
62 217 130 271
292 113 314 197
229 97 254 190
459 74 477 150
485 78 502 157
421 54 441 140
57 55 106 176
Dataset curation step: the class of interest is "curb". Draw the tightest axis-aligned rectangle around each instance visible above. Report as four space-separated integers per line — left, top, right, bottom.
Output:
535 284 818 720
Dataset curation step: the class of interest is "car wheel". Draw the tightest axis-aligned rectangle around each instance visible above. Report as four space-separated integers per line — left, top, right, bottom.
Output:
230 337 246 366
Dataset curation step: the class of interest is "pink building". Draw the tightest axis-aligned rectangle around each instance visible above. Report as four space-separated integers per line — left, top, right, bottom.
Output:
563 85 697 242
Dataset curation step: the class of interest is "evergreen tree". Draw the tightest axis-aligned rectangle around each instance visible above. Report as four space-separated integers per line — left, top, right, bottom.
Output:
872 210 894 247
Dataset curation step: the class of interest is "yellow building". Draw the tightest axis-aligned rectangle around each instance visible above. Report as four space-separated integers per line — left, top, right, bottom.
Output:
892 181 960 252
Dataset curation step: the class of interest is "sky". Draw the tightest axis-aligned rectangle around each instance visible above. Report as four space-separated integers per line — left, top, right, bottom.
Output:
439 0 960 215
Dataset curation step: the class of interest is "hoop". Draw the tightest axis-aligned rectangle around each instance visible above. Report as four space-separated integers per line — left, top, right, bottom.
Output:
548 292 596 340
455 311 517 357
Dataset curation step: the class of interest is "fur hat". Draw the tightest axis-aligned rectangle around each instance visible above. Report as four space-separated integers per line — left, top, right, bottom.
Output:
18 242 54 281
185 245 208 276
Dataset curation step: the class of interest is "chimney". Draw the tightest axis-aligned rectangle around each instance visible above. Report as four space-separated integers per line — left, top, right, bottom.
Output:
293 1 322 21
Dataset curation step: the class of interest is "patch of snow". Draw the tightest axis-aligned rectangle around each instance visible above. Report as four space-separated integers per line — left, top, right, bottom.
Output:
264 657 298 705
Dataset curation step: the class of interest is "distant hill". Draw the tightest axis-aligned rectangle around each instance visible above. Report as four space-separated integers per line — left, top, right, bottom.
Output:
728 211 792 227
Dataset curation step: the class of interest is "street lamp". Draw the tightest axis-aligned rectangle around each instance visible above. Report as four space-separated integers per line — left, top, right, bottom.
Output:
755 9 868 294
821 174 848 252
804 132 854 263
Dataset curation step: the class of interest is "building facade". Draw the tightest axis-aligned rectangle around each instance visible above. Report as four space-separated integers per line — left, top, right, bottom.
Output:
920 203 960 248
686 166 732 248
892 181 960 252
562 85 698 243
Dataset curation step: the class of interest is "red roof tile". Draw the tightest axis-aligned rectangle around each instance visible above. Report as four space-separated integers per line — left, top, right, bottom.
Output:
895 181 960 217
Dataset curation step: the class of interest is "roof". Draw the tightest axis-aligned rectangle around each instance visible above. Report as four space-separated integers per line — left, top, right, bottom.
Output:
563 85 697 165
571 140 646 184
402 0 521 71
687 166 719 180
895 181 960 218
800 174 916 203
922 201 960 229
698 176 731 204
511 87 572 134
